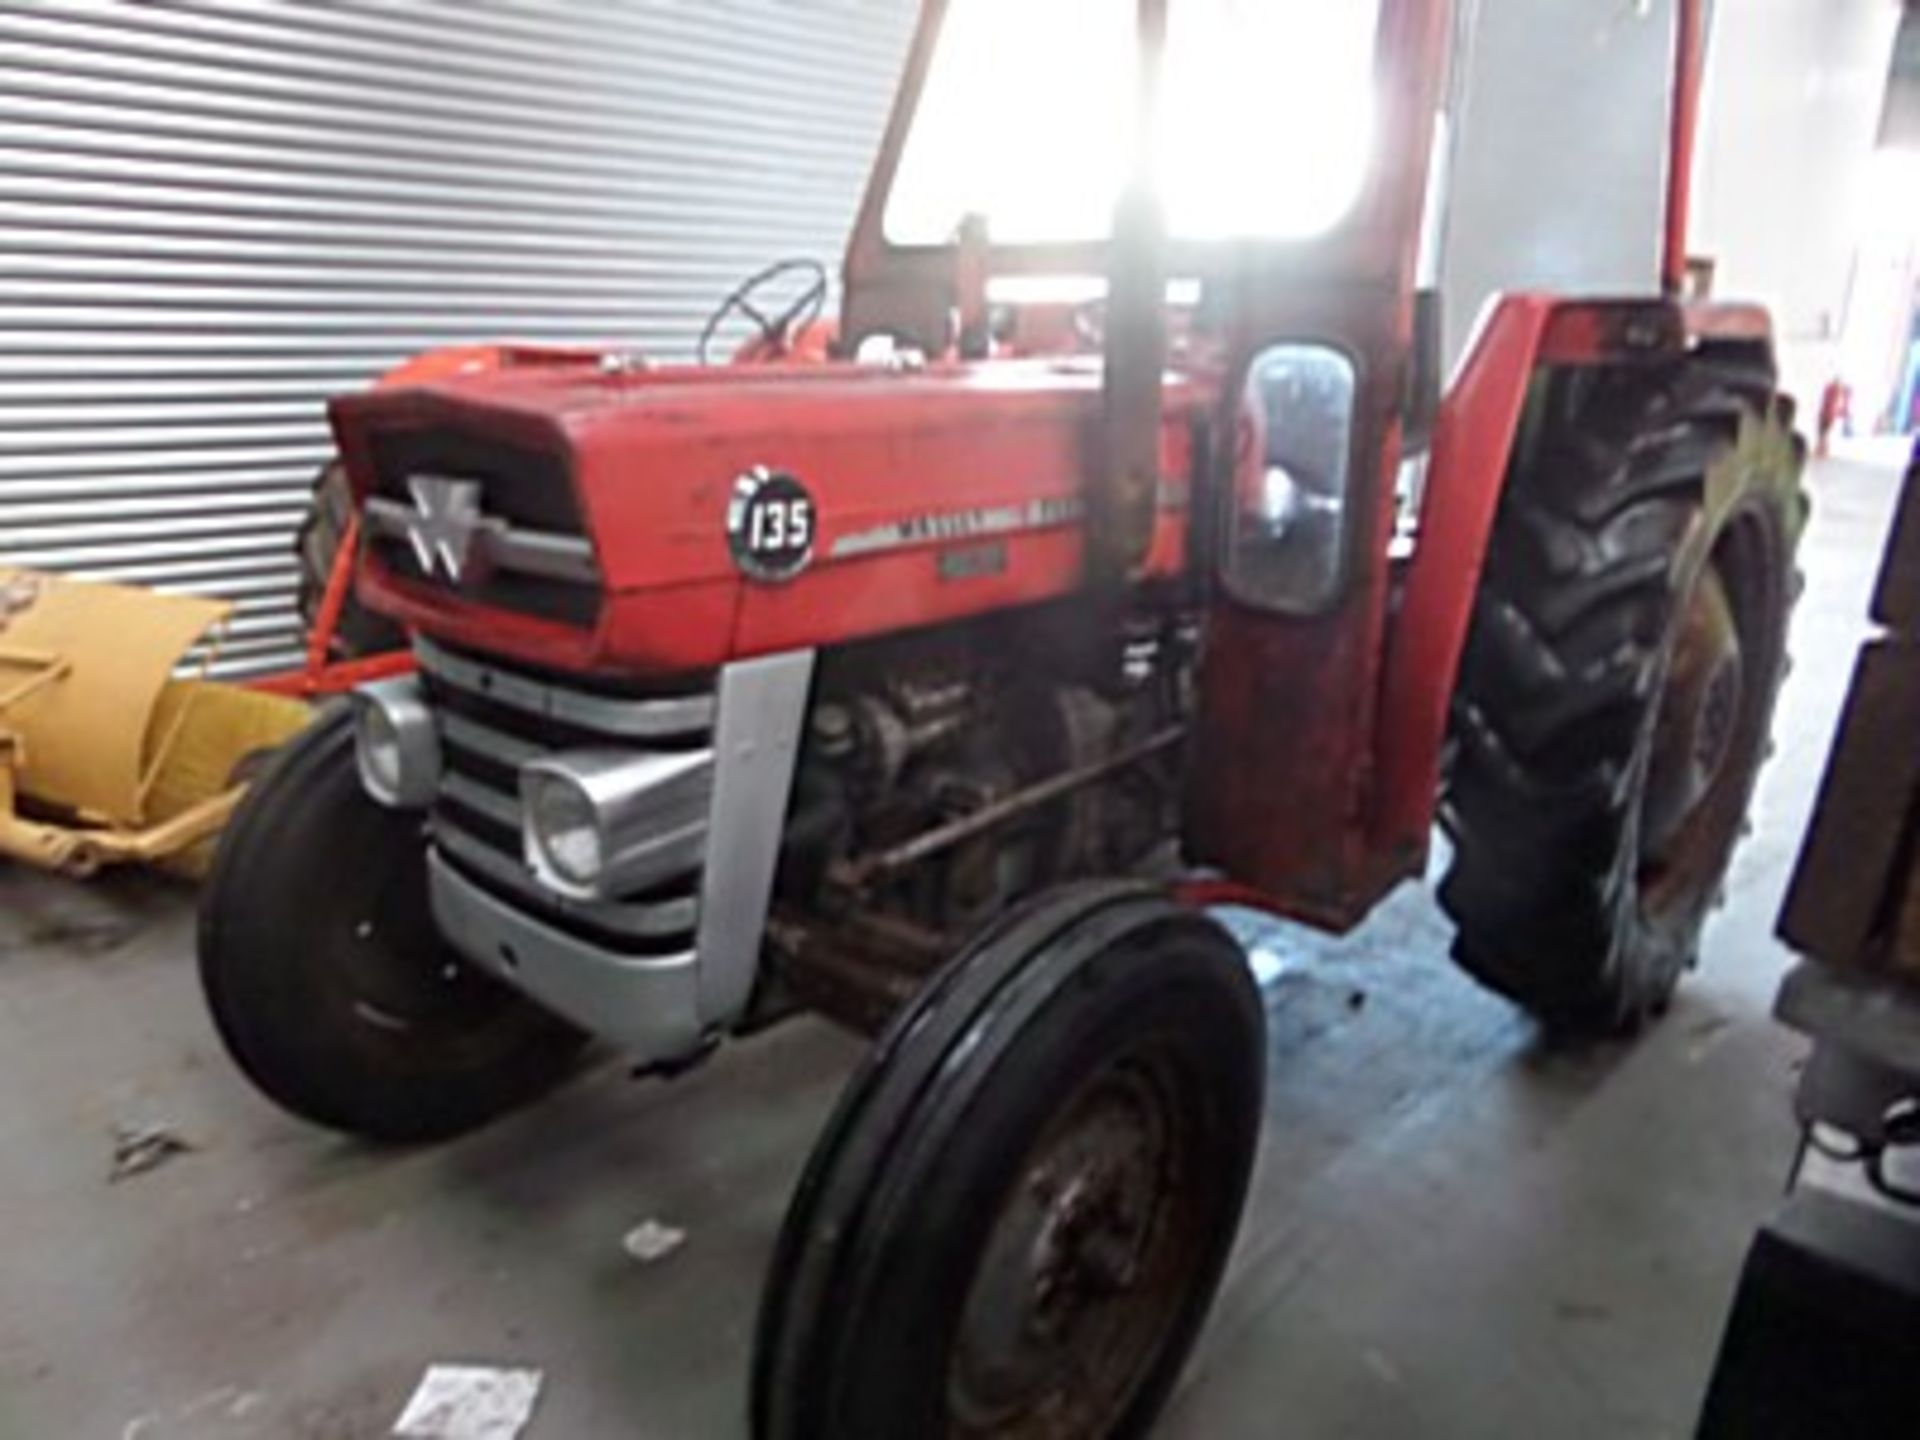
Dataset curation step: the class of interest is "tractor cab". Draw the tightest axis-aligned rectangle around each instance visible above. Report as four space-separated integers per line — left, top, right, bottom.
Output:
843 0 1452 923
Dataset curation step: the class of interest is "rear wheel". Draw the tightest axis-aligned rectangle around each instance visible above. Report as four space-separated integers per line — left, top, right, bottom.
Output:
198 708 584 1142
296 459 404 659
1442 356 1808 1033
753 883 1265 1440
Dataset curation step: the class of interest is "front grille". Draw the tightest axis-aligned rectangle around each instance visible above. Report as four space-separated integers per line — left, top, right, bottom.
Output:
363 426 602 628
417 637 715 956
369 427 581 533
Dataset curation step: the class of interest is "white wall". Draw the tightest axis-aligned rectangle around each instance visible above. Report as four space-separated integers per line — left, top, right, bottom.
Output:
1441 0 1679 366
1692 0 1904 408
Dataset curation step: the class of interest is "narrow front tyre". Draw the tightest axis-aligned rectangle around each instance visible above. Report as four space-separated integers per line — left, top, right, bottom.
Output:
198 709 585 1143
753 883 1266 1440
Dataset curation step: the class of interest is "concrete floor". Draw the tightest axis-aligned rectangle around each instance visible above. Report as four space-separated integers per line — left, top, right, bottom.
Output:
0 448 1906 1440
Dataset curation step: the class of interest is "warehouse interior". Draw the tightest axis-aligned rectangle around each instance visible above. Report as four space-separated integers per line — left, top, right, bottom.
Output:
3 3 1920 1439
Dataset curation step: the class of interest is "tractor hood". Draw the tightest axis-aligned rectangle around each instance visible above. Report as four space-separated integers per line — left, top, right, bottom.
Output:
331 355 1201 675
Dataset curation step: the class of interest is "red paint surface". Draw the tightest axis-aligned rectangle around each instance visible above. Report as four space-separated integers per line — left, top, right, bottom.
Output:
250 649 414 699
1665 0 1706 297
333 357 1203 675
1371 295 1560 864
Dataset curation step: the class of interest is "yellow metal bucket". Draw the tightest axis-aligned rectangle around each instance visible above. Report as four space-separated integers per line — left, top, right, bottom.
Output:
0 568 311 877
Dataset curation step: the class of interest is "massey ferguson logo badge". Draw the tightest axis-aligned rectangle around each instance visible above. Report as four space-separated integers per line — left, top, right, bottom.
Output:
402 475 490 583
727 467 816 582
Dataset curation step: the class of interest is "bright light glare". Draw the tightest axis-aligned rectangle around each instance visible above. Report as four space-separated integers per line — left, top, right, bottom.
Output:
1861 147 1920 240
885 0 1382 246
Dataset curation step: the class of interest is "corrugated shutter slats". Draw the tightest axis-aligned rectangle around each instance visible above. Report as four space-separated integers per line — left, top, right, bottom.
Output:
1 0 917 675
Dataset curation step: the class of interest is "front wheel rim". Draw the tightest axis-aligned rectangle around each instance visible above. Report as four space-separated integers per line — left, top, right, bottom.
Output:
948 1039 1207 1439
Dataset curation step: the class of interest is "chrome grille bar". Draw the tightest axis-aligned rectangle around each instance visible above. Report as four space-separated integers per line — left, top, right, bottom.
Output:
433 819 698 941
439 771 521 831
364 493 598 583
439 711 542 768
418 635 714 738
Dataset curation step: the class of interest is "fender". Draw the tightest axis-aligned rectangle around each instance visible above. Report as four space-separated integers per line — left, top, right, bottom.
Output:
1367 292 1778 869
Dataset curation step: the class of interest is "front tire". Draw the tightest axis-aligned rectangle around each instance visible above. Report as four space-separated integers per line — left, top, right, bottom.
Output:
198 709 585 1143
1442 355 1807 1033
753 884 1265 1440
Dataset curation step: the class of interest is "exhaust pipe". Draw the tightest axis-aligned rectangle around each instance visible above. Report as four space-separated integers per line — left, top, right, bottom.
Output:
1090 0 1170 586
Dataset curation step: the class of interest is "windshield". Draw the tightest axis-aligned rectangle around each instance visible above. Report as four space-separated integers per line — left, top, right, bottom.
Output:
884 0 1383 247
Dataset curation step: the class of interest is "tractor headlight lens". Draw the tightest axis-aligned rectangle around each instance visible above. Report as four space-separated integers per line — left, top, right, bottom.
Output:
520 748 715 902
1225 343 1358 614
353 676 440 808
524 773 604 888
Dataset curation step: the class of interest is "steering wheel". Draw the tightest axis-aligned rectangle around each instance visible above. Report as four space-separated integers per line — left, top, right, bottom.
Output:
698 258 829 365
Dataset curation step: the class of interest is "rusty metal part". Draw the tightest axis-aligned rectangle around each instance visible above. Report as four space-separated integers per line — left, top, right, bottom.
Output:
1644 564 1745 866
766 906 949 1035
1052 686 1120 874
948 1031 1205 1439
1638 520 1781 926
831 726 1183 890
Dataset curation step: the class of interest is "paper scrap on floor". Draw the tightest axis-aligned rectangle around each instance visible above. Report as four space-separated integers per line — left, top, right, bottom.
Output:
622 1219 687 1264
393 1365 542 1440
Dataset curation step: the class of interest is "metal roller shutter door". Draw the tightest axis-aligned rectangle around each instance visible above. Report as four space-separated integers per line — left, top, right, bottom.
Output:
0 0 917 676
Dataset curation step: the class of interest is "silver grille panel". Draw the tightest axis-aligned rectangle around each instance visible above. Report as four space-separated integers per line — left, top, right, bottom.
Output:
418 635 715 738
433 820 698 941
417 636 714 951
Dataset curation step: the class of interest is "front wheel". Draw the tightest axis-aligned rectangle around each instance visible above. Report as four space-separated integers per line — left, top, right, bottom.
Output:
753 883 1266 1440
198 709 585 1143
1442 355 1808 1033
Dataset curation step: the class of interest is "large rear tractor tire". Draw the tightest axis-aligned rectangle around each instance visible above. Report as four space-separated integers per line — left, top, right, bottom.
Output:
198 708 585 1143
1442 354 1808 1034
754 884 1265 1440
296 459 405 660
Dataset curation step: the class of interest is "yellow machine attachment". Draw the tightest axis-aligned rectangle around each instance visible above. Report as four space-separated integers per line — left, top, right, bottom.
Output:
0 568 310 877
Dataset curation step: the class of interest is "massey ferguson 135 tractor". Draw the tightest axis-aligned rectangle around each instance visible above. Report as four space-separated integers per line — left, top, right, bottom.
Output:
201 0 1806 1433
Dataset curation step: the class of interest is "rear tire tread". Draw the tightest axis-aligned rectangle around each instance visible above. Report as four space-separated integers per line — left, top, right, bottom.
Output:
1441 358 1804 1032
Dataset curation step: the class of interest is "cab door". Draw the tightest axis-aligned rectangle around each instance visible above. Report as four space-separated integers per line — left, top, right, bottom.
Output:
1182 0 1451 928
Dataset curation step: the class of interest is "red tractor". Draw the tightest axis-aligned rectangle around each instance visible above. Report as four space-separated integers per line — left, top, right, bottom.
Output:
202 1 1806 1434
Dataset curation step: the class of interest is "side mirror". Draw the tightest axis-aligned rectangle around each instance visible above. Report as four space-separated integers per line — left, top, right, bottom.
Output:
1404 288 1443 455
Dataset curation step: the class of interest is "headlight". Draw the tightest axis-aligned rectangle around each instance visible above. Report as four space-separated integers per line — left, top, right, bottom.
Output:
520 748 714 901
523 772 604 888
354 676 440 808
